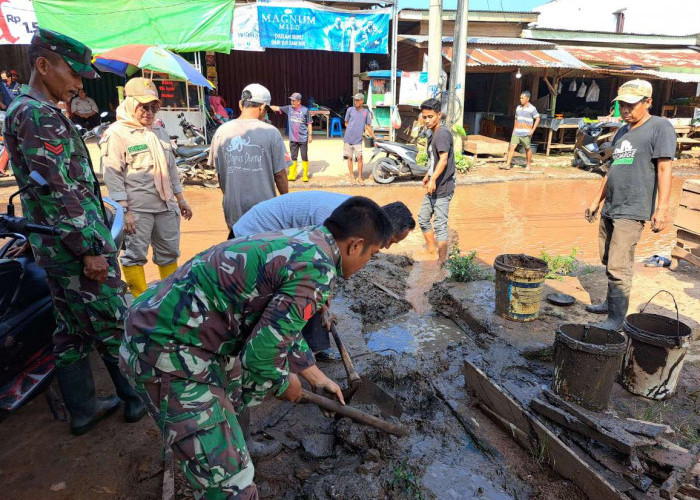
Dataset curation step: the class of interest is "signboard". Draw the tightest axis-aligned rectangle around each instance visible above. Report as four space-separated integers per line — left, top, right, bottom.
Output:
399 71 429 106
257 0 390 54
0 0 38 45
232 3 265 52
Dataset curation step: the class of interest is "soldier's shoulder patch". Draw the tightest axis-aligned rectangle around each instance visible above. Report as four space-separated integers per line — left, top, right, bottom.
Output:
44 142 64 155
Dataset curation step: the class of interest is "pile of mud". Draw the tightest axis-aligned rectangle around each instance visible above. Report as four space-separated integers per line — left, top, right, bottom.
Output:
335 253 414 325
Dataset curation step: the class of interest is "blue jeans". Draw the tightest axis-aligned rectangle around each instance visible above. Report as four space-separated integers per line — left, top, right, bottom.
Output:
418 193 453 242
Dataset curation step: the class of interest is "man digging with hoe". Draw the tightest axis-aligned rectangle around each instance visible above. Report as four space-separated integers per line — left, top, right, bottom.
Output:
121 197 393 499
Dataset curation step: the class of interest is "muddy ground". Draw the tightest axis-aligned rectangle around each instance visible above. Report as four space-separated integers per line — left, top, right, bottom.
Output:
1 165 699 498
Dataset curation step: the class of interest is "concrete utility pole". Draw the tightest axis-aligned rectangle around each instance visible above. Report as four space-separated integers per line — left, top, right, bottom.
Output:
427 0 443 97
447 0 468 128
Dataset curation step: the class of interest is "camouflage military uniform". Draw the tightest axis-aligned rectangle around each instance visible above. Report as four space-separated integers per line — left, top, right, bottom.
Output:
3 85 127 366
121 226 341 499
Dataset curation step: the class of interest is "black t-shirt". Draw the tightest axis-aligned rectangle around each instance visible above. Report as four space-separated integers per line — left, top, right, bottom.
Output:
603 115 676 221
428 126 456 198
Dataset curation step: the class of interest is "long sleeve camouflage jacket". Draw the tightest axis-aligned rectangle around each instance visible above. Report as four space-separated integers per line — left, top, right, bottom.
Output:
3 85 115 267
122 226 342 406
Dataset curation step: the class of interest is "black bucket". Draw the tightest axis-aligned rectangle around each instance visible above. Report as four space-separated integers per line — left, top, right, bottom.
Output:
552 324 626 411
621 291 692 400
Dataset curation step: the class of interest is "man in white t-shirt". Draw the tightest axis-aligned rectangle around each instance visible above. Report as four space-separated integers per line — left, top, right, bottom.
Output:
70 89 99 129
502 90 540 171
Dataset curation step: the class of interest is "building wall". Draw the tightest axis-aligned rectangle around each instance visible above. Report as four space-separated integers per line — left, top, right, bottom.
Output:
533 0 699 36
216 49 353 128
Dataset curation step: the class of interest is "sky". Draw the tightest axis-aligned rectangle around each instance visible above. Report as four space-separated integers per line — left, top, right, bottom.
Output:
398 0 549 11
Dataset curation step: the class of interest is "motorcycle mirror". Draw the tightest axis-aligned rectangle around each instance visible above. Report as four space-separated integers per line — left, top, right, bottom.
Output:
6 171 50 215
28 171 51 195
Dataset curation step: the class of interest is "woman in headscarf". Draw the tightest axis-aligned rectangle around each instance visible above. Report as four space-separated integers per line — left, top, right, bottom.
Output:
103 77 192 297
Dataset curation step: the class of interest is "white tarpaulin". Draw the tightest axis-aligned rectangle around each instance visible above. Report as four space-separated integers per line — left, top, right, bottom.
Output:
231 3 264 52
0 0 38 45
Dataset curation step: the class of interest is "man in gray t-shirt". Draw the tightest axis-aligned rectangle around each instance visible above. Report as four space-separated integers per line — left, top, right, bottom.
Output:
208 83 289 235
585 79 675 331
343 93 375 185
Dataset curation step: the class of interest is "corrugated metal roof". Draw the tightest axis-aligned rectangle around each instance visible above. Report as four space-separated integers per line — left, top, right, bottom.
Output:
399 35 554 47
564 46 700 74
442 46 590 69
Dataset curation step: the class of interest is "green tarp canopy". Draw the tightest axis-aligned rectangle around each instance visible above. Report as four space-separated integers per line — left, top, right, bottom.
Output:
33 0 235 53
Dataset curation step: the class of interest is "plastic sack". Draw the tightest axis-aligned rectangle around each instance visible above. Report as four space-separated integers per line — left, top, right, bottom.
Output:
390 107 402 129
586 80 600 102
569 79 577 92
577 81 587 98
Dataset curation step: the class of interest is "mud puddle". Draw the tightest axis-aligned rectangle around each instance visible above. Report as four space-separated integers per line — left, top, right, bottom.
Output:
365 312 466 357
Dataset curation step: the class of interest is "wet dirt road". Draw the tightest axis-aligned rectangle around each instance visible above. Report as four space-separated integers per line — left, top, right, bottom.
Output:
171 176 690 283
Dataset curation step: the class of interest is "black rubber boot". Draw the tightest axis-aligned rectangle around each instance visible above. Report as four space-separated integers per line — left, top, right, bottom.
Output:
239 406 282 460
56 357 121 436
592 293 629 332
585 297 609 314
101 355 147 423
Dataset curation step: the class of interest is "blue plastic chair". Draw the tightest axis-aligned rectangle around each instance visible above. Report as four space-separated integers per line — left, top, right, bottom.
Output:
330 117 343 138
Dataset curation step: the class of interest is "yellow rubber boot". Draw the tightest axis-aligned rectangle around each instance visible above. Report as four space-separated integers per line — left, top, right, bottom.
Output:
122 265 147 297
158 261 178 280
302 161 309 182
287 161 297 181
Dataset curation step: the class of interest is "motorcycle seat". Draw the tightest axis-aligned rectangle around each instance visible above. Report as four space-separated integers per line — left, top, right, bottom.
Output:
176 146 208 158
377 141 418 152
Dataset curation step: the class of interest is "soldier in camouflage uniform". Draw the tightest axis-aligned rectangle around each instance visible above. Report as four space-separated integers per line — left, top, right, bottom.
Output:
3 29 145 435
121 197 392 499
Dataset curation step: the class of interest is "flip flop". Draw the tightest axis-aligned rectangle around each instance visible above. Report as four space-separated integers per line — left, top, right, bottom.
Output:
498 164 512 170
644 255 671 267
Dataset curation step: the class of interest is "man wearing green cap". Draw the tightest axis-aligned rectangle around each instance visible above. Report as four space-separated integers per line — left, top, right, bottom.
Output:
585 79 676 331
3 28 146 434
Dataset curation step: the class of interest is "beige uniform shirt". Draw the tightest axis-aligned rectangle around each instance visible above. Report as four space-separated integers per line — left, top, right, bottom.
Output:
102 124 182 213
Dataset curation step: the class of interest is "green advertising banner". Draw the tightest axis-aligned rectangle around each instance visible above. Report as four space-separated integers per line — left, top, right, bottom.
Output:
33 0 235 53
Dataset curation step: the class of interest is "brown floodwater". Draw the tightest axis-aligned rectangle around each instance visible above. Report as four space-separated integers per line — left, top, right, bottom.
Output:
3 177 687 283
165 176 694 283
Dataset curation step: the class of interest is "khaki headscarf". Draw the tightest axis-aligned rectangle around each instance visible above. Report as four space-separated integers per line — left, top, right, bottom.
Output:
115 97 173 202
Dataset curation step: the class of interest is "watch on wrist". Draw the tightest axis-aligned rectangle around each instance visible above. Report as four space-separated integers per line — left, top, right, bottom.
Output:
122 205 131 213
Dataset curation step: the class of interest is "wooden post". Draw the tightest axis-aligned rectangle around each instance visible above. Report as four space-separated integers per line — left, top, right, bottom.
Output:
486 72 496 115
508 70 522 117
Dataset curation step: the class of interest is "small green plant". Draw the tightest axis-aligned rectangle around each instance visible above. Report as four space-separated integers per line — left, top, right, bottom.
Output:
540 248 579 280
391 460 424 500
415 150 472 173
445 247 491 282
455 151 473 173
416 150 428 166
452 124 468 137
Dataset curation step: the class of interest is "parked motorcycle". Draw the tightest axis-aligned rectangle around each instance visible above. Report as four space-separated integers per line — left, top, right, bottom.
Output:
572 121 622 175
370 139 429 184
172 114 218 188
75 111 111 142
177 112 207 146
0 172 124 415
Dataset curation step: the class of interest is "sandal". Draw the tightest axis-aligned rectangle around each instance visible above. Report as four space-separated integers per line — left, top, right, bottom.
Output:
644 255 671 267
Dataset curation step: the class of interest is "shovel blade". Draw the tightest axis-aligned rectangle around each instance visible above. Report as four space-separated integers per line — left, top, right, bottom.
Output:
346 380 403 419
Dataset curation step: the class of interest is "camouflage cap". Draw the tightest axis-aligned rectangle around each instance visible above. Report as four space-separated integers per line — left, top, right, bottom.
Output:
30 28 100 80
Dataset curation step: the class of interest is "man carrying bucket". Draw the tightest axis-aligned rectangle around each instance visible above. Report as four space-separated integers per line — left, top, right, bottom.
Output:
584 80 676 331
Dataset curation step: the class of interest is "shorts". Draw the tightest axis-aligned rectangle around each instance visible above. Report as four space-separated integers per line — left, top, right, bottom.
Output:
343 142 363 161
510 134 531 149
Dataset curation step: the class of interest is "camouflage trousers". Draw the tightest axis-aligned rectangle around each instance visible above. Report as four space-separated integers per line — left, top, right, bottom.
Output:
43 254 127 367
119 353 258 500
